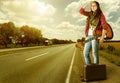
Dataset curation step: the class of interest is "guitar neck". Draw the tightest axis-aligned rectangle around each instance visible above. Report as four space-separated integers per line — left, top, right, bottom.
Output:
84 36 98 43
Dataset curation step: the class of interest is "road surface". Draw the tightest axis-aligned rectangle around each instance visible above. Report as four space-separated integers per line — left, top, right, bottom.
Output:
0 44 120 83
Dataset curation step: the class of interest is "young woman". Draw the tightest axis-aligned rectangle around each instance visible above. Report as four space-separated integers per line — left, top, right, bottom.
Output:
79 1 108 64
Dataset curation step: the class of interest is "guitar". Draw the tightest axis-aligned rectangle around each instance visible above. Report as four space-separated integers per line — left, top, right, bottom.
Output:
94 23 114 40
76 23 114 48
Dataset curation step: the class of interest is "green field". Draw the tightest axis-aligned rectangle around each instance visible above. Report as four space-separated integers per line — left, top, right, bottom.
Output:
99 42 120 66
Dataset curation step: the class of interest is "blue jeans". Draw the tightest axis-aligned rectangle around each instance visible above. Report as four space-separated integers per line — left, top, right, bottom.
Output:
83 35 99 64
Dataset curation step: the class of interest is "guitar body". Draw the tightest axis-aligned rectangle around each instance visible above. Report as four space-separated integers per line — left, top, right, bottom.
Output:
93 23 113 40
105 24 114 39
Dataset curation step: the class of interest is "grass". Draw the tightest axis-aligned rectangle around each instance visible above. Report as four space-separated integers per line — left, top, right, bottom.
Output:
99 51 120 66
99 42 120 66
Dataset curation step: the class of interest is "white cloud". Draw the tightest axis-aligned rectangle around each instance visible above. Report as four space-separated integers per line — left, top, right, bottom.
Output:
55 21 85 41
0 0 56 26
112 17 120 40
65 2 80 18
36 21 84 41
116 17 120 27
65 0 120 19
56 22 76 30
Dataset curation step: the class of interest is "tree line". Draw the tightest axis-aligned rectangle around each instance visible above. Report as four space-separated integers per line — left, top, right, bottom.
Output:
0 22 73 48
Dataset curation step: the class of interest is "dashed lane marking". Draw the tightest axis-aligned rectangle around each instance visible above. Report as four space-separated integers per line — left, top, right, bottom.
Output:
25 52 48 61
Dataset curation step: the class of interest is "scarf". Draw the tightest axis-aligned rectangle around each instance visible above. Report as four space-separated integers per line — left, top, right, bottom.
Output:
87 12 100 29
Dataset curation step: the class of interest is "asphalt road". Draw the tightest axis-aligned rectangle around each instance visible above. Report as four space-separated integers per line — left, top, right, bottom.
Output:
0 44 76 83
0 44 120 83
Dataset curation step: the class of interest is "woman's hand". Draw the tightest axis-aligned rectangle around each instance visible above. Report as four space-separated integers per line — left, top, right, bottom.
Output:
82 1 92 9
99 37 104 43
99 29 107 43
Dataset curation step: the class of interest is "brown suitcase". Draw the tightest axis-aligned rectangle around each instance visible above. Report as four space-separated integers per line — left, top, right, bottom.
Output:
81 64 107 81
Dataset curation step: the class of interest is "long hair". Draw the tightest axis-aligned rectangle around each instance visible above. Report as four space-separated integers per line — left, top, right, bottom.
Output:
87 1 102 22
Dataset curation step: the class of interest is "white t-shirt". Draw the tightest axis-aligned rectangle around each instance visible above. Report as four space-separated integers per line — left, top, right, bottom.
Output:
88 25 95 36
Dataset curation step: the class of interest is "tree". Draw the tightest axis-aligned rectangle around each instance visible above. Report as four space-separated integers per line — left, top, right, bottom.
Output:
0 22 16 47
20 25 42 46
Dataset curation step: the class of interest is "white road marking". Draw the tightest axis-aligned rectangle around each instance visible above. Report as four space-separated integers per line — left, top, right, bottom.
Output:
25 52 48 61
65 48 76 83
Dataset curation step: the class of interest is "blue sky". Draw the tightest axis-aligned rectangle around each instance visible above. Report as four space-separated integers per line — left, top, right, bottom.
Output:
0 0 120 41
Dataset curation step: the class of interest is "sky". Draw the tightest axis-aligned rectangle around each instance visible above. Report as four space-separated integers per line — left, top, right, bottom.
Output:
0 0 120 41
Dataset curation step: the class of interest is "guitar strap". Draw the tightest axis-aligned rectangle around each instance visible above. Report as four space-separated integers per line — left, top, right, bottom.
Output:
93 15 103 37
